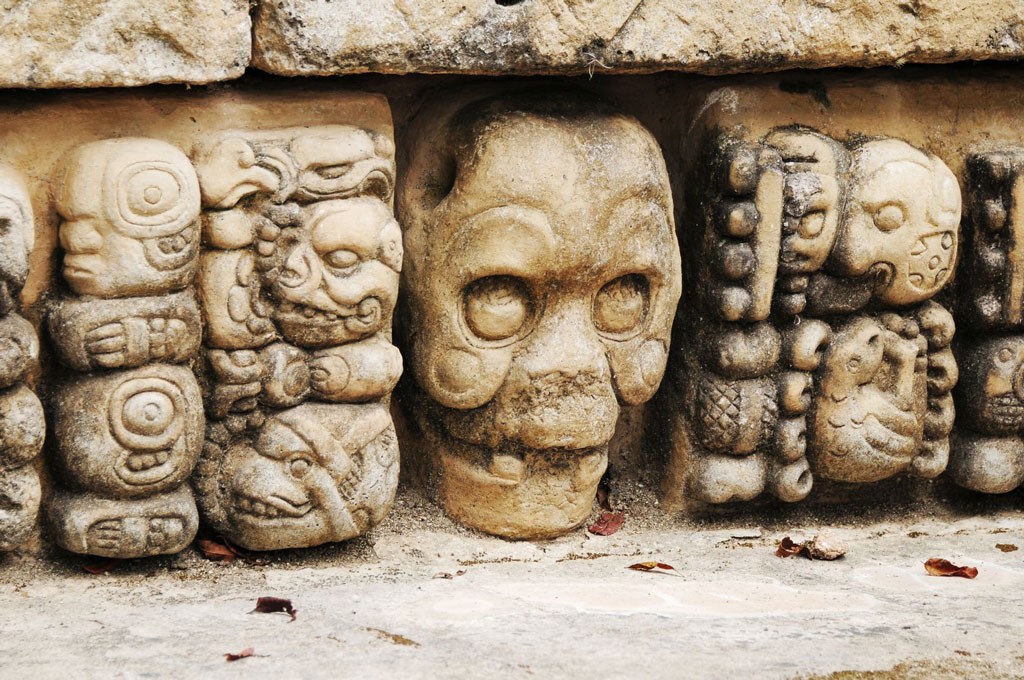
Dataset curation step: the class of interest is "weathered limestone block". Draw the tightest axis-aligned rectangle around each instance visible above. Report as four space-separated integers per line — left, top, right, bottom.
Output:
0 0 251 88
665 123 959 508
46 138 204 558
191 123 402 551
950 151 1024 494
399 91 681 539
253 0 1024 77
0 165 43 551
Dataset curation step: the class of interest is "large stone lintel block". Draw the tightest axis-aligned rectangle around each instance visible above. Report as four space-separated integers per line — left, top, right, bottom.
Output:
253 0 1024 77
0 0 252 88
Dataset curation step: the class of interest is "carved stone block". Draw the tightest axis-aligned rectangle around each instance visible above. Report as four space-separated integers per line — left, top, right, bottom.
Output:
0 0 251 88
252 0 1024 77
399 91 681 539
0 165 44 552
666 126 959 507
46 138 204 558
950 151 1024 494
191 124 402 551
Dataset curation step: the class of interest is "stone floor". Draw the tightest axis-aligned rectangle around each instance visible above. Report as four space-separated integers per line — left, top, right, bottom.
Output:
1 487 1023 679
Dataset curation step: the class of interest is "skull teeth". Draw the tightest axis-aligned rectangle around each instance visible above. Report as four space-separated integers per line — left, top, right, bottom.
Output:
234 494 285 519
278 301 345 322
125 451 169 471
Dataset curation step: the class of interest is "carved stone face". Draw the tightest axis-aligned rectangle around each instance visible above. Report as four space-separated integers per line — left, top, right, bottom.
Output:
764 129 846 276
831 140 960 306
811 314 927 482
214 403 396 551
55 138 200 298
401 93 681 537
958 336 1024 435
52 365 204 498
259 197 401 348
0 165 35 308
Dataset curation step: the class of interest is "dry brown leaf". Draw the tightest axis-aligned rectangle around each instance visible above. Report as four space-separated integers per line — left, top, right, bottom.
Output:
924 558 978 579
775 536 805 558
225 648 255 662
775 534 847 560
251 596 297 621
805 533 848 560
83 559 123 574
627 561 676 574
365 628 421 647
197 538 239 562
589 511 626 536
996 544 1018 553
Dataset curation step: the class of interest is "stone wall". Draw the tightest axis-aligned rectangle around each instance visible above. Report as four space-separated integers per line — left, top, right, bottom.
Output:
0 3 1023 559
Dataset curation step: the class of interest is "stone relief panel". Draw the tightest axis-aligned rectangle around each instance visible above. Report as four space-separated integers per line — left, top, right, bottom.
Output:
399 91 682 539
46 138 204 558
665 128 960 506
950 151 1024 494
0 165 44 552
191 126 402 550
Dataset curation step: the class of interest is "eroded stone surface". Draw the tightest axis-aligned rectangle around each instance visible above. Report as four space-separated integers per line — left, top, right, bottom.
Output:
192 123 403 551
665 127 959 507
399 90 681 539
0 165 43 552
46 138 204 558
0 0 251 88
253 0 1024 76
950 151 1024 494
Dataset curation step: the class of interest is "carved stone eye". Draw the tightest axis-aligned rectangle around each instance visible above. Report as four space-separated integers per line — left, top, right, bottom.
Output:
323 249 359 270
288 457 312 479
798 211 826 238
593 275 648 336
873 203 905 232
846 356 861 372
464 276 530 341
998 347 1014 363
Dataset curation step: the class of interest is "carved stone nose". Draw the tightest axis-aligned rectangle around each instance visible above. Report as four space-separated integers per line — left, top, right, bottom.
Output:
280 247 314 288
520 308 608 382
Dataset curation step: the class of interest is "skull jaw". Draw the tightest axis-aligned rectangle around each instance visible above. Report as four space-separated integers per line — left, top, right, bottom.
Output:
432 431 608 540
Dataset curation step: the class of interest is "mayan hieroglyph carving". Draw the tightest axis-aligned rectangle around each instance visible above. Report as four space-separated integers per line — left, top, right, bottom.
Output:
0 166 44 552
950 151 1024 494
665 128 960 506
46 138 204 558
192 125 402 550
399 92 681 539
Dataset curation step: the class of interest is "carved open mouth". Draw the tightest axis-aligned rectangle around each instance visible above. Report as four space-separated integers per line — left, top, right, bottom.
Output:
275 298 381 326
274 297 383 333
277 300 349 322
987 395 1024 425
117 450 175 485
233 492 314 519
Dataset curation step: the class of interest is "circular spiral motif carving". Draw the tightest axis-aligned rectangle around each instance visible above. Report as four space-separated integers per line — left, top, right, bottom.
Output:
110 161 198 239
108 377 186 451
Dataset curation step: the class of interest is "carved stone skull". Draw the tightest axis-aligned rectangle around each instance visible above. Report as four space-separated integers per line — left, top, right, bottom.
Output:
400 91 681 538
831 139 960 307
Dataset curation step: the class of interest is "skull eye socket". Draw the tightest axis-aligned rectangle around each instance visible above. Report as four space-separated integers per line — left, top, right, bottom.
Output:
463 276 531 342
593 274 648 338
872 203 905 232
323 248 360 271
288 457 312 479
